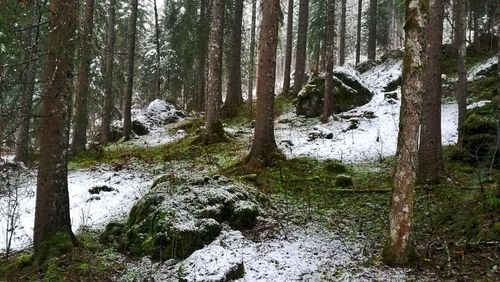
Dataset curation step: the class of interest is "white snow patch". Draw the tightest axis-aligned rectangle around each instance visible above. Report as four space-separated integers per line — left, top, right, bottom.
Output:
467 100 491 110
467 55 498 81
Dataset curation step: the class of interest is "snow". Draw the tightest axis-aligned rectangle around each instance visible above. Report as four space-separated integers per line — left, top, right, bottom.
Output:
467 100 491 110
467 55 498 81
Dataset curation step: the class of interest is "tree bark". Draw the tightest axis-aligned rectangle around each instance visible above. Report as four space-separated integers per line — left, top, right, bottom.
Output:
100 0 116 145
456 0 467 144
282 0 294 95
383 0 428 266
246 0 282 165
71 0 95 153
339 0 346 66
367 0 377 61
419 0 444 184
197 0 210 112
123 0 139 140
154 0 161 99
34 0 78 260
356 0 362 64
248 0 257 117
322 0 335 122
293 0 309 95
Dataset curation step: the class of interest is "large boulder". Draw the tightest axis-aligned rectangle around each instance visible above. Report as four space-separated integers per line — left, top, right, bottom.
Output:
131 99 186 135
295 67 373 117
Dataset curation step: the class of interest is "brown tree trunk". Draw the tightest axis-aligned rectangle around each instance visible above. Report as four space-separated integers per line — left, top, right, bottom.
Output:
123 0 139 140
293 0 309 95
282 0 294 95
222 0 244 113
339 0 347 66
356 0 362 64
322 0 335 123
383 0 428 266
201 0 226 144
197 0 209 112
71 0 95 153
456 0 467 144
34 0 78 260
248 0 257 117
419 0 444 184
100 0 116 145
367 0 377 61
246 0 282 165
154 0 161 99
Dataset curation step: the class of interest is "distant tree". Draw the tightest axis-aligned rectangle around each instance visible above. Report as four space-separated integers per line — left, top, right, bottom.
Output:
455 0 467 144
367 0 377 60
322 0 335 122
383 0 428 266
246 0 282 165
100 0 117 145
71 0 95 153
338 0 346 66
248 0 257 116
356 0 362 64
34 0 79 260
153 0 161 99
123 0 139 140
293 0 310 95
282 0 294 95
419 0 444 183
197 0 210 112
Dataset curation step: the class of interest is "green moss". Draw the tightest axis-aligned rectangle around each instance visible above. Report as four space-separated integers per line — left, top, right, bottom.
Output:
33 232 76 266
335 174 354 188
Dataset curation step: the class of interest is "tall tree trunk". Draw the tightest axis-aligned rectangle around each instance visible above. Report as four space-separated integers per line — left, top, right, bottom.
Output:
201 0 226 144
100 0 116 145
456 0 467 144
197 0 209 112
71 0 95 153
34 0 78 260
293 0 309 95
367 0 377 60
419 0 444 184
222 0 244 113
154 0 161 99
282 0 294 95
246 0 282 165
383 0 428 266
248 0 257 117
322 0 335 122
123 0 139 140
339 0 346 66
356 0 362 64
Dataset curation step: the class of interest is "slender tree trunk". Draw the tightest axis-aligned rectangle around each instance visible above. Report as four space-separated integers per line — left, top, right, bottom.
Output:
419 0 444 184
293 0 309 95
312 37 321 74
222 0 244 113
456 0 467 144
383 0 428 266
339 0 346 66
246 0 282 165
123 0 139 140
100 0 116 145
34 0 78 260
282 0 294 95
71 0 95 153
367 0 377 60
356 0 362 64
197 0 209 112
154 0 161 99
248 0 257 117
322 0 335 123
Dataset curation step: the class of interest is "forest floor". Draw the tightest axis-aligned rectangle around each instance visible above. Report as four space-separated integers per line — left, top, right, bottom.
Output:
0 54 498 281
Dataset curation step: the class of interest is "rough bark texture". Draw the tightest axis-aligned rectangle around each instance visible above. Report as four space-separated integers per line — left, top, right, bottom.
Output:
282 0 294 95
383 0 428 266
202 0 226 144
197 0 209 112
322 0 335 122
246 0 282 165
71 0 95 153
419 0 444 184
154 0 161 99
456 0 467 144
123 0 139 140
34 0 78 259
222 0 244 113
293 0 309 95
248 0 257 117
339 0 347 66
367 0 377 61
100 0 116 145
356 0 362 64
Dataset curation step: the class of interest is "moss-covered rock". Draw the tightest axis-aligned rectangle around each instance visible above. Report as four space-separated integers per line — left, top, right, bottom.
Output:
335 174 354 188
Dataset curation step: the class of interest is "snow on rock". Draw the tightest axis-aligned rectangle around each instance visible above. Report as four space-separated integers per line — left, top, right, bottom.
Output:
467 55 498 81
467 100 491 110
132 99 186 134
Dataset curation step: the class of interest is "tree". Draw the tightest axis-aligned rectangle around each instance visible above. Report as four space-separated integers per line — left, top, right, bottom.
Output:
100 0 117 145
248 0 257 116
153 0 161 99
338 0 346 66
293 0 310 95
34 0 79 260
123 0 139 140
246 0 282 165
71 0 95 153
456 0 467 144
419 0 444 183
383 0 428 266
222 0 244 114
367 0 378 60
282 0 294 95
197 0 210 112
356 0 362 64
322 0 335 122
